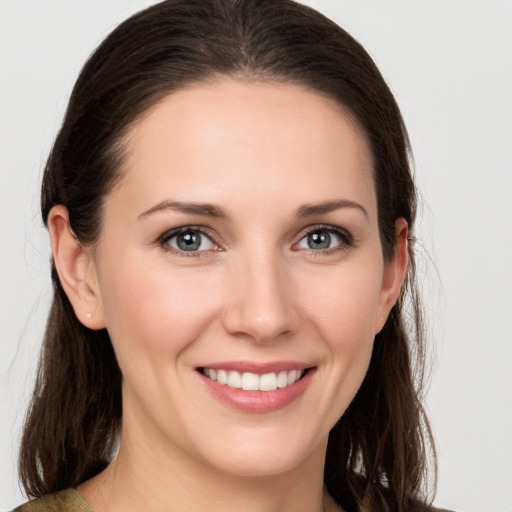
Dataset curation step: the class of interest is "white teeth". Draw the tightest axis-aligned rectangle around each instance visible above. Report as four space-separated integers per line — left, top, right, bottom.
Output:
217 369 227 385
202 368 305 391
227 371 242 388
277 370 288 388
287 369 298 385
241 372 259 391
259 372 277 391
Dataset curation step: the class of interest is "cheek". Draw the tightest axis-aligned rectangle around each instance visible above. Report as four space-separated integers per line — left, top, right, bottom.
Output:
301 264 383 348
291 264 383 429
97 254 221 359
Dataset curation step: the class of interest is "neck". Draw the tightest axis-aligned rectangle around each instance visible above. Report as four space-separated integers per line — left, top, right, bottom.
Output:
79 395 340 512
80 434 334 512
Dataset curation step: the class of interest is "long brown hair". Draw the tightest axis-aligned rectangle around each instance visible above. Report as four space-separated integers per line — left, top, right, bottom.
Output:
20 1 436 510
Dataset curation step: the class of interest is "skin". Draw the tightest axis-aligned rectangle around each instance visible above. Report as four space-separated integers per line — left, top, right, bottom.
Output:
49 79 408 512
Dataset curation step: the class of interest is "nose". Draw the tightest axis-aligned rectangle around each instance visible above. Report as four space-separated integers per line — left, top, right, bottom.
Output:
221 250 299 344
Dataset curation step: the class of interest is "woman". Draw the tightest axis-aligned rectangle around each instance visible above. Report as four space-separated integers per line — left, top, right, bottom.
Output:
15 0 442 511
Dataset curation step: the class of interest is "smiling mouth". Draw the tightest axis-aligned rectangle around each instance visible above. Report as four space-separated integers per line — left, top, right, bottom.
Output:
199 368 308 391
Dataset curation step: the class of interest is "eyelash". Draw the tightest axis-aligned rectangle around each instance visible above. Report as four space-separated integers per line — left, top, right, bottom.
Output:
157 224 354 257
295 224 355 255
158 226 219 258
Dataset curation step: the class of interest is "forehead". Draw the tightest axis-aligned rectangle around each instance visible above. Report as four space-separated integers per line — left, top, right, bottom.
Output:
114 78 376 219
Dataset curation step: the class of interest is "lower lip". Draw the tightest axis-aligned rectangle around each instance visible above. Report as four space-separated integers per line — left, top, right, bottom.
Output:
199 369 315 413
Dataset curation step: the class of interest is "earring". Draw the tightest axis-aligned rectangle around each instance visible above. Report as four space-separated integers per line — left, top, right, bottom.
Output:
86 313 92 319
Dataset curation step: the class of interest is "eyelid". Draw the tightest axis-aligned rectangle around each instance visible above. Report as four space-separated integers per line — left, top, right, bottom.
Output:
156 223 354 256
158 225 221 254
293 223 354 252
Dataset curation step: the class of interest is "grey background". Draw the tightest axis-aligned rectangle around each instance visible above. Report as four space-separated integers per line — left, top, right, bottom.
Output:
1 1 511 510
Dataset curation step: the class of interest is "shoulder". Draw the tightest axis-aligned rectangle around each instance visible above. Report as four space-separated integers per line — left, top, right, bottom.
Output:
421 505 456 512
413 500 456 512
358 499 456 512
12 489 94 512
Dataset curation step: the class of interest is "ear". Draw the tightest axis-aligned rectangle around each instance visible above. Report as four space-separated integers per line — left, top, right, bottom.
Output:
48 205 106 330
375 217 409 333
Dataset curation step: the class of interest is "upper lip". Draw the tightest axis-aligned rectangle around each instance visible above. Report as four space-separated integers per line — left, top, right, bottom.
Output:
196 361 314 374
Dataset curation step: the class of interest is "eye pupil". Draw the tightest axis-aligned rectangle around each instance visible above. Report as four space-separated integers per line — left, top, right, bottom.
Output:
308 231 331 250
177 231 201 251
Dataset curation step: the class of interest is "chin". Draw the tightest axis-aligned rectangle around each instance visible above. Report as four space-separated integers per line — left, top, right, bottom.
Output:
206 451 310 479
193 423 326 479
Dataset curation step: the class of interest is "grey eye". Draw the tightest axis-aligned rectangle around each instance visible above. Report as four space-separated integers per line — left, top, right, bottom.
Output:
297 228 346 251
307 231 332 250
167 230 215 252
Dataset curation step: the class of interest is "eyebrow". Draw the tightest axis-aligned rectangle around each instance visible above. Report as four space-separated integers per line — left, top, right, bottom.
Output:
138 199 368 221
138 200 228 220
296 200 369 220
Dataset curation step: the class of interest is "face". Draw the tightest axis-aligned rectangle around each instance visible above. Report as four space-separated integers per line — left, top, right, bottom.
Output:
86 79 404 478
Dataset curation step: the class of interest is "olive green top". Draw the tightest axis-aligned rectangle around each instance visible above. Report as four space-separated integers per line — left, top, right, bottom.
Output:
12 489 93 512
13 488 454 512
